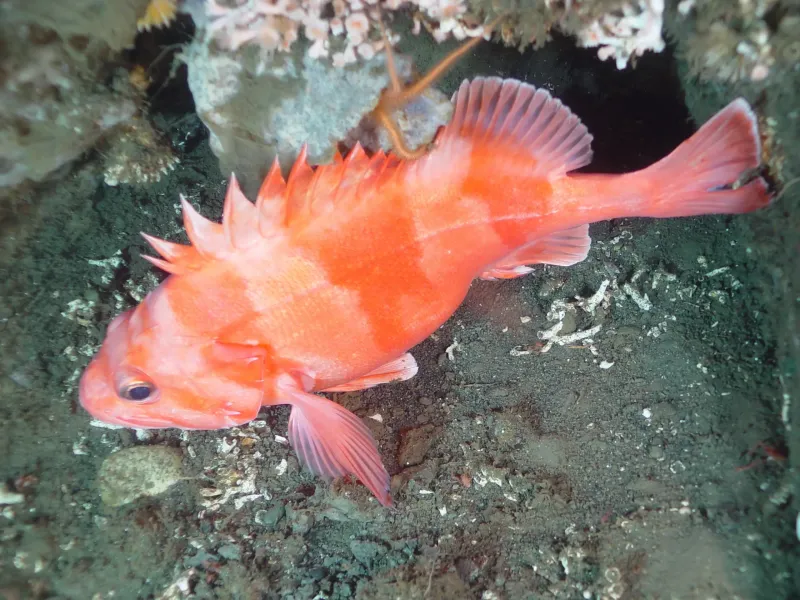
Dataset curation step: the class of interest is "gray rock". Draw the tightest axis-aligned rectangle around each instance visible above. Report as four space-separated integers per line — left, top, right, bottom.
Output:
183 38 392 197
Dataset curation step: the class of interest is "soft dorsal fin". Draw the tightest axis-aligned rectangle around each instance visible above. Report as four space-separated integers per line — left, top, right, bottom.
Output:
441 77 593 178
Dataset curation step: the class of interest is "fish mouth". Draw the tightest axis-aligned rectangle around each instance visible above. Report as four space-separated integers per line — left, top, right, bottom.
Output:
97 410 248 430
96 413 176 429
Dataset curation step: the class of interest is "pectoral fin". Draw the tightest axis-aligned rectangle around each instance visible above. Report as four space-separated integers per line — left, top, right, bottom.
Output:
277 375 391 506
322 353 418 392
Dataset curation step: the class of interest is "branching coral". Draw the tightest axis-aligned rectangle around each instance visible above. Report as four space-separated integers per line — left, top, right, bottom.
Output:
197 0 495 68
191 0 673 70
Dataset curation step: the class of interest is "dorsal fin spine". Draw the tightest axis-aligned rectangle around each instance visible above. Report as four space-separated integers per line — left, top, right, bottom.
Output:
326 163 348 208
256 158 288 236
180 194 225 257
141 231 208 275
223 174 239 249
141 232 185 261
142 254 185 275
344 142 368 167
285 145 313 223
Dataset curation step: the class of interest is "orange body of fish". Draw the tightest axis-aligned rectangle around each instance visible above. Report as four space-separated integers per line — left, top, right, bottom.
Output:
80 78 773 505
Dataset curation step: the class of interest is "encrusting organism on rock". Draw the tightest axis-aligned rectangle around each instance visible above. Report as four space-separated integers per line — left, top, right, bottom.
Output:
101 65 179 187
193 0 671 69
138 0 180 31
679 0 799 83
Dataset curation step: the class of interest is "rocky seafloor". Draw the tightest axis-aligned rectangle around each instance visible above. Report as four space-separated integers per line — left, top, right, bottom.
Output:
1 1 798 599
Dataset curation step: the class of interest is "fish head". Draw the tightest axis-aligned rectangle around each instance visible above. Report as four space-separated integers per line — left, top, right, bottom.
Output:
79 307 265 430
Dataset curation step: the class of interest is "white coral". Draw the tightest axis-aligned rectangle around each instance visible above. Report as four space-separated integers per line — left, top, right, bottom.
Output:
574 0 666 69
198 0 482 67
196 0 667 70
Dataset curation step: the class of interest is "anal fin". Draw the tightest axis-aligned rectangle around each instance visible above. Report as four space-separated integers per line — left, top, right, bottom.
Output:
322 353 418 393
481 224 591 280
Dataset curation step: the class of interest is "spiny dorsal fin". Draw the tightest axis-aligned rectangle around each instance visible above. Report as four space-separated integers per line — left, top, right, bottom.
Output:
442 77 593 178
158 142 404 268
305 157 347 217
277 143 400 228
355 150 399 198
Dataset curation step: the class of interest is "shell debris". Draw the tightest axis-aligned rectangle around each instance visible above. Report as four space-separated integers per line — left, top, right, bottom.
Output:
0 483 24 505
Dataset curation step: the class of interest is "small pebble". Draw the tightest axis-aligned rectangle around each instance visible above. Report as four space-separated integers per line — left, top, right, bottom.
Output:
218 544 241 561
255 504 286 529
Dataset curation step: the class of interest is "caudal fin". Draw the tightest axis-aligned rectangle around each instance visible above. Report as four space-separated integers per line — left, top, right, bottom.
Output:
637 99 774 218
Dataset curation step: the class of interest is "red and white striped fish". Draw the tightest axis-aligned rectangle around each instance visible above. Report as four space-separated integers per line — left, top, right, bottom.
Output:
79 78 773 505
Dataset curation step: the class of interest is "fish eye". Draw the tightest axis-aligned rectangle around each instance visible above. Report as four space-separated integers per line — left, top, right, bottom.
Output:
119 381 157 402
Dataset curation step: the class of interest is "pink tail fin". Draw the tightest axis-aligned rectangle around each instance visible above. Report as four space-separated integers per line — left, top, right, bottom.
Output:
637 99 773 218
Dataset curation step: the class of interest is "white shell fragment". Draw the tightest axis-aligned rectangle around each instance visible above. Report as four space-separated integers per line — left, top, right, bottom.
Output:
622 283 653 311
445 339 461 362
0 483 24 505
97 446 184 507
796 512 799 542
576 279 611 315
276 459 288 476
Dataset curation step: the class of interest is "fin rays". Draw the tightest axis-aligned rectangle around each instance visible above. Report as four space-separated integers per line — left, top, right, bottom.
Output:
443 77 594 178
